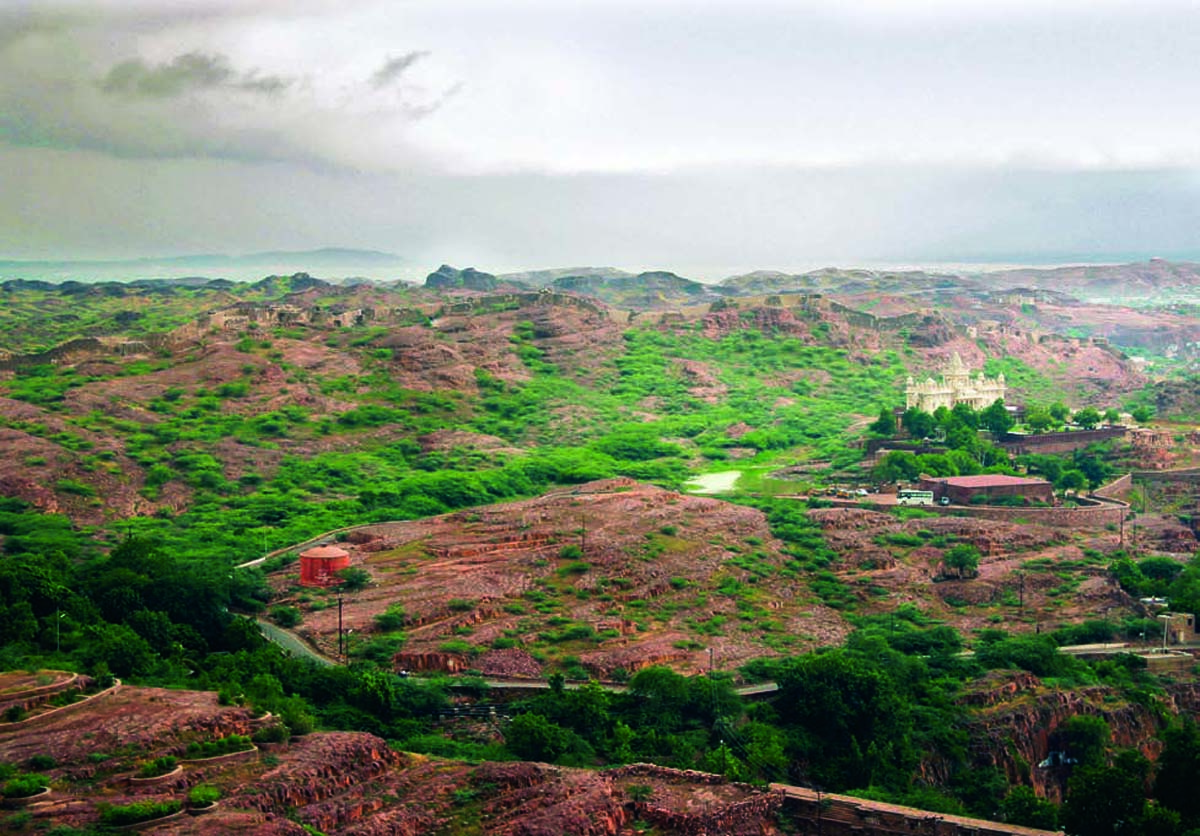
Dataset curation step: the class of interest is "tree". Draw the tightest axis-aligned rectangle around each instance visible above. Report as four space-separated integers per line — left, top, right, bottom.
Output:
981 399 1015 435
943 544 981 579
506 712 590 763
774 650 915 790
868 407 896 437
1154 720 1200 827
1025 408 1053 433
1000 786 1058 830
873 451 920 483
1060 750 1149 836
1131 405 1155 424
1104 408 1120 425
1057 470 1088 493
1049 401 1070 424
951 402 980 430
1060 715 1110 767
901 408 936 440
1074 406 1102 430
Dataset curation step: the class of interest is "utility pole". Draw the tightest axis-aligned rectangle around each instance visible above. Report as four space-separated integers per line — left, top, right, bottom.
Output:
338 596 345 659
708 646 714 674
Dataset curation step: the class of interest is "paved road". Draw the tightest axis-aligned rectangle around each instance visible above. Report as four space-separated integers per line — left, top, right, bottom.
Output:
256 619 338 667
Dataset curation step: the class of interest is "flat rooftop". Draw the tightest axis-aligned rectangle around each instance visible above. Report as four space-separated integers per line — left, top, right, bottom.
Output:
933 474 1051 488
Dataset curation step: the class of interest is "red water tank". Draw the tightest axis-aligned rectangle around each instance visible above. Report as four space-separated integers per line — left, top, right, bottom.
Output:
298 544 351 587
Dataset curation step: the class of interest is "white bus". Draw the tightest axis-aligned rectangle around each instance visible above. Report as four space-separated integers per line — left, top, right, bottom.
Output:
897 489 935 506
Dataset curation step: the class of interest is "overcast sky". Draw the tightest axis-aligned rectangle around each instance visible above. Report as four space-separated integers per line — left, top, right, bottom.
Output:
5 0 1200 277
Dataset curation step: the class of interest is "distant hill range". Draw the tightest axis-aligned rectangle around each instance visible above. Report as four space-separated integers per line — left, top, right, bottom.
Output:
719 268 972 296
720 259 1200 305
0 248 409 282
972 258 1200 303
5 251 1199 307
425 265 728 308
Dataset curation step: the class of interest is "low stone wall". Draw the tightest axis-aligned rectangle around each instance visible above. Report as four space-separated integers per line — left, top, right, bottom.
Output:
1001 426 1126 456
1134 467 1200 485
1094 473 1133 500
946 502 1124 529
774 784 1059 836
0 672 80 715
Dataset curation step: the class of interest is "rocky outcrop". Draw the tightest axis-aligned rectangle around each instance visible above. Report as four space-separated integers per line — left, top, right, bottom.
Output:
232 733 401 814
944 674 1169 803
701 305 813 339
425 264 499 291
391 652 471 674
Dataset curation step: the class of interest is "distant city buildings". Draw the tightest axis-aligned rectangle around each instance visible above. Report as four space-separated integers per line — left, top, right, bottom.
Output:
905 352 1006 412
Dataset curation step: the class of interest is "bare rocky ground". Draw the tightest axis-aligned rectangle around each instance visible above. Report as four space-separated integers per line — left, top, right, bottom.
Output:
268 479 1200 678
0 685 783 836
272 479 851 678
807 502 1200 637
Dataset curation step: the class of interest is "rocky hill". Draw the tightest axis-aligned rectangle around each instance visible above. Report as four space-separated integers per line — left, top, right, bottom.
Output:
270 479 849 677
0 682 786 835
0 274 1158 530
977 258 1200 305
549 270 727 309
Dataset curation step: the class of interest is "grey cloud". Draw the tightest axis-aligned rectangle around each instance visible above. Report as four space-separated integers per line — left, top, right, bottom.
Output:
401 81 463 120
99 51 292 98
370 50 429 88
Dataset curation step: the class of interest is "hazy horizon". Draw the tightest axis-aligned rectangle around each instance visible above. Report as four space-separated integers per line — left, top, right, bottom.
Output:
2 248 1196 286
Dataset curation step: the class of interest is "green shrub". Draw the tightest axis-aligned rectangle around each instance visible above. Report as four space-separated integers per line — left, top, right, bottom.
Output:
136 756 177 778
184 735 253 760
3 774 48 798
252 724 290 745
188 784 221 807
336 567 371 590
373 604 407 631
26 755 55 770
270 606 302 628
98 800 182 826
54 479 96 497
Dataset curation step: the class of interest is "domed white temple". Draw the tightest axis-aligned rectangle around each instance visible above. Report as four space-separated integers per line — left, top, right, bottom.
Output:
905 352 1006 412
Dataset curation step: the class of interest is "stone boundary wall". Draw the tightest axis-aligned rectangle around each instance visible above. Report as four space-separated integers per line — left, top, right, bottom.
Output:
1134 467 1200 485
436 291 608 318
427 534 551 560
773 784 1059 836
0 680 120 729
941 502 1124 529
826 301 931 332
1094 473 1134 499
1001 426 1126 455
821 498 1125 529
0 333 177 372
0 672 79 714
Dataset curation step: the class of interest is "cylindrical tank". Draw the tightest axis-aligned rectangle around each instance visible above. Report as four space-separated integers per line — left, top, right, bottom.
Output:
298 544 351 587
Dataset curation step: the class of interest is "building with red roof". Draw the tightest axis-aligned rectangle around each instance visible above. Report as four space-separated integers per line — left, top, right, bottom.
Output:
918 474 1055 506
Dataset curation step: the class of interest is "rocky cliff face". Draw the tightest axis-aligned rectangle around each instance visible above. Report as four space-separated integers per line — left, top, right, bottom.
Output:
938 672 1190 804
